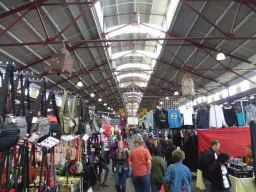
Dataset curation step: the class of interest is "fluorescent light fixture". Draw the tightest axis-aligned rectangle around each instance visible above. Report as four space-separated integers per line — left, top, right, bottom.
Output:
90 92 95 98
174 91 179 95
214 93 220 101
104 103 107 106
207 96 212 103
223 89 228 98
76 80 83 87
241 80 249 92
216 52 226 61
229 86 236 96
98 98 102 102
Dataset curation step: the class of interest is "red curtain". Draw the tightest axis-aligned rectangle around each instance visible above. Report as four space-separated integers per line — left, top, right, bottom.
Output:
197 127 251 157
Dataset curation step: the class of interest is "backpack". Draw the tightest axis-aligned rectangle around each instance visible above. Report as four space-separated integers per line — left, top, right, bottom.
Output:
197 150 205 171
108 143 116 159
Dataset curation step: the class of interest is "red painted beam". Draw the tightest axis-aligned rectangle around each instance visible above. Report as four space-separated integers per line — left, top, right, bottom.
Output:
181 0 229 37
50 0 99 42
0 8 32 38
47 62 109 89
3 36 256 47
42 2 95 6
0 0 48 19
140 23 251 64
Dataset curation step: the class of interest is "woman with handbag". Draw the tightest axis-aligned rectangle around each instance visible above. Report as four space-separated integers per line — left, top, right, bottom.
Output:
163 149 192 192
113 141 130 192
208 152 231 192
151 147 166 192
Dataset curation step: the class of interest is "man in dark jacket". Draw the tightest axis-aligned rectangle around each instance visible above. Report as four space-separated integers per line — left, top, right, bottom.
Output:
202 140 220 192
98 141 110 186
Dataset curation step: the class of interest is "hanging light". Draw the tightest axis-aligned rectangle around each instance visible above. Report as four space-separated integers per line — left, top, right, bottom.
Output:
160 101 163 105
90 92 95 98
76 80 83 88
216 51 226 61
98 98 102 102
108 107 110 110
111 108 113 111
104 103 107 106
174 91 179 96
165 96 169 100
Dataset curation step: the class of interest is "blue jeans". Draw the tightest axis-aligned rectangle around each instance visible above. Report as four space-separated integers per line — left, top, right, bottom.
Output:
99 165 110 176
151 182 162 192
115 169 128 192
133 174 151 192
211 185 231 192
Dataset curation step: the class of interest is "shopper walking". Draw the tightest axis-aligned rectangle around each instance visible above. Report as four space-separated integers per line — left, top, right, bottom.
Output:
109 136 121 173
201 140 220 192
128 140 152 192
149 138 162 157
113 141 130 192
98 141 110 186
165 139 176 167
151 147 166 192
163 149 192 192
208 152 231 192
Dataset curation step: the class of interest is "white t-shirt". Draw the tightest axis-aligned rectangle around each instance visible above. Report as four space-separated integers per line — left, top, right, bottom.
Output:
221 166 229 188
179 106 194 125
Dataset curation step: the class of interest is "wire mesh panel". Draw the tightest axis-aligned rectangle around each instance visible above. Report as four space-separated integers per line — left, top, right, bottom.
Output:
159 97 191 109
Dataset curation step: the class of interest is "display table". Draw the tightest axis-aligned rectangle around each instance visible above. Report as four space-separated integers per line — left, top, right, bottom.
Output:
57 176 83 192
229 175 255 192
196 169 256 192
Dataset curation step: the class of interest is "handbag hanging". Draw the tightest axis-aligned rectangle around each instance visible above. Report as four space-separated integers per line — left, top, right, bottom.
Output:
0 64 20 152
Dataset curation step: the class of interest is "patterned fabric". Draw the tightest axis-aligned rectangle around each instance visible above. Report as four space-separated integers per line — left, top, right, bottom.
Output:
197 108 209 129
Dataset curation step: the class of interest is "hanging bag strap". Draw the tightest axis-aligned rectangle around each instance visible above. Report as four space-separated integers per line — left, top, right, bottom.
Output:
59 91 68 115
33 85 43 117
52 94 60 124
24 78 31 110
0 64 15 122
19 74 25 116
6 76 19 114
41 81 47 117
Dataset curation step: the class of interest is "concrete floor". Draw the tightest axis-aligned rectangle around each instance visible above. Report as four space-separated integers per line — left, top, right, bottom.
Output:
92 135 204 192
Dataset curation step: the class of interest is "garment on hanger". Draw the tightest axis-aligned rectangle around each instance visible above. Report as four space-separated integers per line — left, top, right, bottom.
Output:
223 107 238 127
158 109 169 129
197 107 209 129
146 112 154 129
235 106 245 126
179 106 194 125
168 108 182 129
209 105 227 128
154 108 160 127
244 105 256 125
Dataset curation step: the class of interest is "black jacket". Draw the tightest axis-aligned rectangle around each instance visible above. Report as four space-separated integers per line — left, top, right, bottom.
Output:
208 162 231 190
165 145 176 165
202 147 217 179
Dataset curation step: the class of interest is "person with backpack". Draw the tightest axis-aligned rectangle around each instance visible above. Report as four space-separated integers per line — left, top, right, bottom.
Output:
109 137 121 173
199 140 220 192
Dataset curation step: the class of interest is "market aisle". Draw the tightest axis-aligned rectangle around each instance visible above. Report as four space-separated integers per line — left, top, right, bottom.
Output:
92 135 202 192
92 135 136 192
